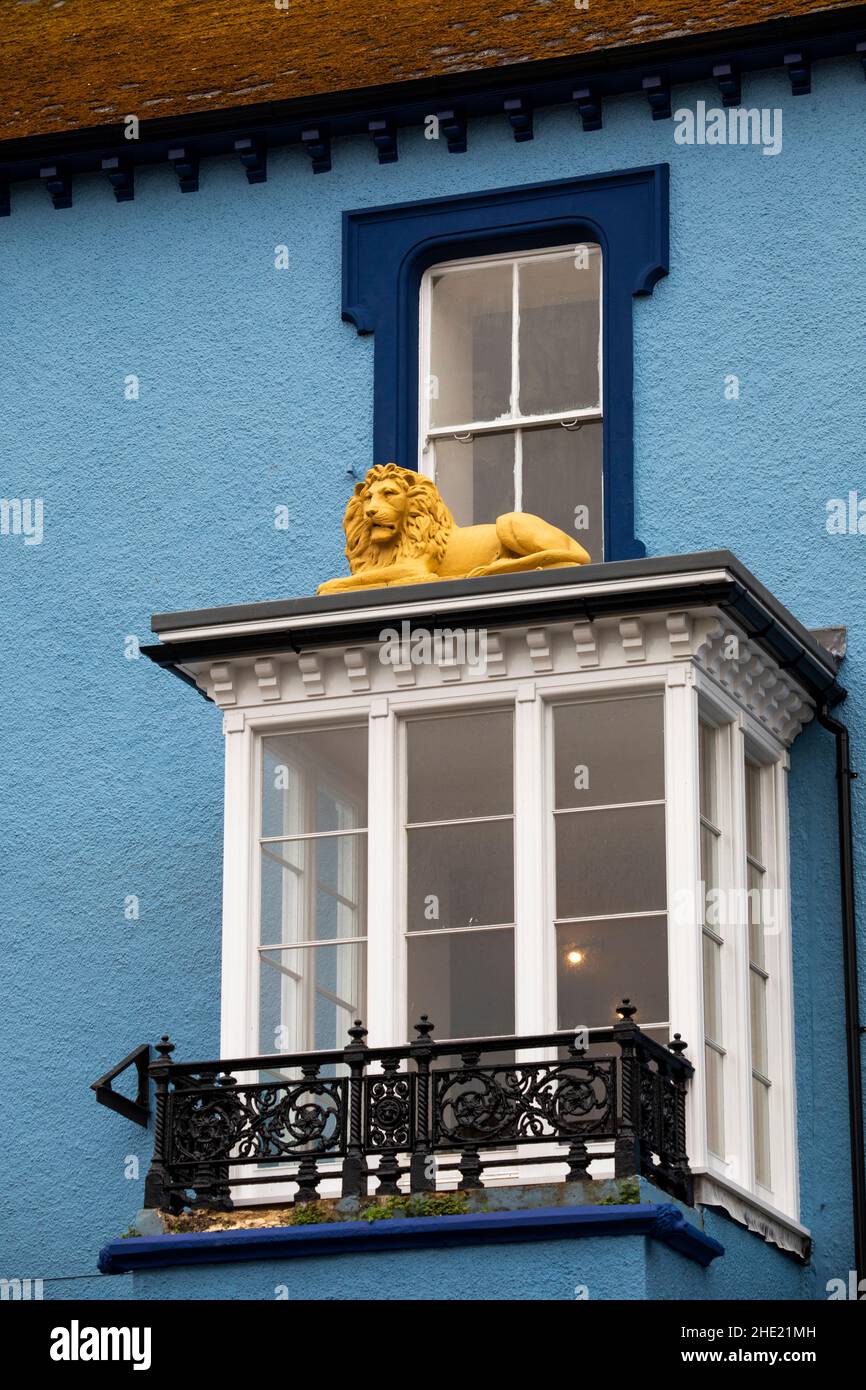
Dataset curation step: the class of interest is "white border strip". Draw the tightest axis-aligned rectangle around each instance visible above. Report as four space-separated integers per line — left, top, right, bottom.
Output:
155 569 732 644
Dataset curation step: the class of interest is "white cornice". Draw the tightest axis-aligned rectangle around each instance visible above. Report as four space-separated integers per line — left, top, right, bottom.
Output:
181 603 814 746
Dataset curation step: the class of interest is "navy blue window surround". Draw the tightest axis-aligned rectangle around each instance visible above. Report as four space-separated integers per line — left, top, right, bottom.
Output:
342 164 669 561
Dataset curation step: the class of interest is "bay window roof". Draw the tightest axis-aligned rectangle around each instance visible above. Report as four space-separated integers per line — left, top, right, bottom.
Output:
143 550 843 712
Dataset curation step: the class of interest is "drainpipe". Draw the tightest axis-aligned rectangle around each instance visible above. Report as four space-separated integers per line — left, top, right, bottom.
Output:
816 701 866 1283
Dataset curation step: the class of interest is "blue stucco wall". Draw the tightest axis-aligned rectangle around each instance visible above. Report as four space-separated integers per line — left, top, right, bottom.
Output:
1 57 863 1300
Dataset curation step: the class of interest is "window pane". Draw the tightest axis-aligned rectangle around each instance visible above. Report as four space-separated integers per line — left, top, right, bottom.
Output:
521 422 603 562
260 835 367 945
748 861 766 966
259 942 367 1054
407 821 513 931
262 727 367 837
407 927 514 1039
555 804 666 919
745 760 763 862
706 1046 725 1158
407 711 513 822
434 432 514 527
753 1077 771 1187
750 969 768 1075
701 825 720 928
699 723 717 823
517 250 601 415
555 917 668 1030
703 934 723 1043
553 696 664 809
429 264 512 426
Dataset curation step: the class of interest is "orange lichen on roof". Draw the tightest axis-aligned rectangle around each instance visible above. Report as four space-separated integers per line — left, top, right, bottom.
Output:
0 0 862 142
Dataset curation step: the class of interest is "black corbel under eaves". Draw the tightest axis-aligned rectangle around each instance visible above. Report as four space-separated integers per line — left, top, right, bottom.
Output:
40 164 72 208
102 155 134 202
713 62 742 107
168 147 199 192
436 109 467 153
573 88 602 131
368 118 398 163
234 137 267 183
784 51 812 93
642 75 672 119
301 126 332 172
504 97 533 141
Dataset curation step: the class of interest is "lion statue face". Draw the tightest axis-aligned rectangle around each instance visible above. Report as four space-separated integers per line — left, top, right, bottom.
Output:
344 463 453 573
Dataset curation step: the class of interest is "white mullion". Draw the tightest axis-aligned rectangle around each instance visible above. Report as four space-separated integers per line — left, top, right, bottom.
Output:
367 703 399 1046
221 718 256 1061
510 259 520 417
514 690 545 1034
664 672 706 1172
770 754 798 1215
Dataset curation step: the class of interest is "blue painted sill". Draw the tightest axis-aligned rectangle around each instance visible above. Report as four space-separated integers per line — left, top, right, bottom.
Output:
98 1202 724 1274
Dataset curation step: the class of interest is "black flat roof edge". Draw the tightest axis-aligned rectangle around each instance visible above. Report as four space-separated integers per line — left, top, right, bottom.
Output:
143 551 844 707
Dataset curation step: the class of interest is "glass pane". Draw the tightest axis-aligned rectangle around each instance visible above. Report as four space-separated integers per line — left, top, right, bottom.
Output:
429 263 513 426
434 432 514 527
553 696 664 809
753 1076 771 1187
748 860 766 967
706 1045 725 1158
262 727 367 837
407 821 513 931
407 927 514 1040
702 933 723 1044
555 804 666 919
745 760 763 862
555 916 668 1030
701 824 720 929
521 422 603 562
407 711 513 822
260 835 367 945
259 941 367 1054
517 249 601 414
750 968 768 1075
699 723 717 822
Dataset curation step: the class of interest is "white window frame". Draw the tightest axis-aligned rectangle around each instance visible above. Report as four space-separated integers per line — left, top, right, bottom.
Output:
219 660 799 1222
417 244 603 526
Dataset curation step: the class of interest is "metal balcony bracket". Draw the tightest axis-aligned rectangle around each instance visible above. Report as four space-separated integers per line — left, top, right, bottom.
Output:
90 1043 151 1127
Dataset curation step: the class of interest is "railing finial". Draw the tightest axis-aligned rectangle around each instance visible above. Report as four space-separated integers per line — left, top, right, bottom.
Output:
155 1034 175 1060
616 998 638 1021
669 1032 688 1056
413 1015 435 1040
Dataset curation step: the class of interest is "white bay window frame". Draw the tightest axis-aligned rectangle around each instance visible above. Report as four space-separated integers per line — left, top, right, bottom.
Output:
207 605 808 1229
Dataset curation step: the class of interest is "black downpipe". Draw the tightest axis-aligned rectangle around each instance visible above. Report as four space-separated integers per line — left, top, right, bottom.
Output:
816 702 866 1281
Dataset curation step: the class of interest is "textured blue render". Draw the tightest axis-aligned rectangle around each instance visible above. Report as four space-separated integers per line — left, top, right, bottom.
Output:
0 58 864 1301
342 164 669 560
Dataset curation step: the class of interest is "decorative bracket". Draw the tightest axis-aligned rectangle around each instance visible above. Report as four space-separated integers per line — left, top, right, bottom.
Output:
712 63 741 107
168 147 199 192
234 138 267 184
102 156 134 202
368 118 398 164
784 52 811 95
90 1044 151 1127
40 165 72 209
572 87 602 131
642 75 672 120
302 127 332 173
504 98 533 142
436 109 467 153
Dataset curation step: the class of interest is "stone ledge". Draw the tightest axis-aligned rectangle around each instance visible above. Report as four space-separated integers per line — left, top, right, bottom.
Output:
99 1199 724 1275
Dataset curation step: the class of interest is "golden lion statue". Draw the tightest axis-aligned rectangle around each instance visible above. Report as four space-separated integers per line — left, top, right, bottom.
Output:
317 463 590 594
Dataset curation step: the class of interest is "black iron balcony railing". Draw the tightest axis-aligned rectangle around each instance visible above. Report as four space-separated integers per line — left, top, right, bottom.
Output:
141 1000 694 1212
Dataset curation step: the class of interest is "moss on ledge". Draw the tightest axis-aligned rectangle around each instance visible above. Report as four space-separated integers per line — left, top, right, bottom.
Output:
148 1177 643 1236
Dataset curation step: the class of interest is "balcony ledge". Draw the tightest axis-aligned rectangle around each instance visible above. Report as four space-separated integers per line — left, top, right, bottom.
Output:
99 1200 723 1275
